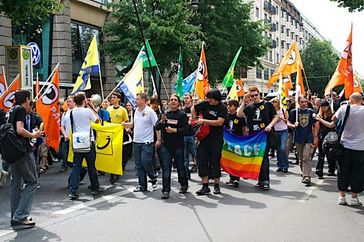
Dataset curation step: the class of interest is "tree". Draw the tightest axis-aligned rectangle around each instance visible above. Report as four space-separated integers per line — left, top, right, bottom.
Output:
330 0 364 12
191 0 270 84
0 0 63 26
301 38 340 96
103 0 202 74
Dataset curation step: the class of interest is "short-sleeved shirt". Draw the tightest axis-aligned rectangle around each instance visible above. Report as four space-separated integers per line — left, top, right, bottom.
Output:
107 106 129 124
133 106 158 143
244 101 276 134
61 109 72 136
194 101 227 140
71 107 98 141
225 113 246 136
335 104 364 151
8 105 31 150
288 108 316 144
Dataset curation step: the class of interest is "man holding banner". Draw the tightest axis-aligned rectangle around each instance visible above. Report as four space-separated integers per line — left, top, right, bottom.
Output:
237 86 279 190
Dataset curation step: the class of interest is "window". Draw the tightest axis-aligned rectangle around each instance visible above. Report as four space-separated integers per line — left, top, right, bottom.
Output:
281 25 284 33
281 10 285 18
286 43 290 49
281 40 285 48
276 54 279 63
264 68 269 80
71 21 105 81
269 51 273 62
276 38 279 47
286 28 289 37
256 7 259 18
256 68 262 79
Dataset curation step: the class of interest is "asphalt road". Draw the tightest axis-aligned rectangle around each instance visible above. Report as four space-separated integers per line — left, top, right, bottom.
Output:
0 154 363 242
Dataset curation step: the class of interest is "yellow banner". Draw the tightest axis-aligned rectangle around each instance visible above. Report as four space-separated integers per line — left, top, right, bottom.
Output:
68 122 124 175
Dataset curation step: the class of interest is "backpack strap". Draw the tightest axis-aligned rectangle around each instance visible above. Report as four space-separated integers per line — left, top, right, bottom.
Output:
338 104 350 141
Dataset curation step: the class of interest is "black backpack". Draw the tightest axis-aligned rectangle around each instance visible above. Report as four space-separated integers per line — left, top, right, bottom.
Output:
0 107 27 164
0 108 6 126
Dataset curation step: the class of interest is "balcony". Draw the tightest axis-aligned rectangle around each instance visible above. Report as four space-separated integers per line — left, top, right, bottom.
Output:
264 1 276 15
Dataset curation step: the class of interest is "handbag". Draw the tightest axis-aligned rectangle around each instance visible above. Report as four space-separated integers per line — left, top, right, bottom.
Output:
192 114 210 141
70 110 91 153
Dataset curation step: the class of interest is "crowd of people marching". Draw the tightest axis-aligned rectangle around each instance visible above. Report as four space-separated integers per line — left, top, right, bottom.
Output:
1 86 364 229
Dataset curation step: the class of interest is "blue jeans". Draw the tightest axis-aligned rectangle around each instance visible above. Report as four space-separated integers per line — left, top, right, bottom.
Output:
133 142 158 190
69 144 99 193
160 144 188 193
183 136 196 177
10 152 38 220
276 130 289 169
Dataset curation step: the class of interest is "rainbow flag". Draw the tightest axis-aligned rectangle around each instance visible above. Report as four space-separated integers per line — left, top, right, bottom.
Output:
220 128 267 180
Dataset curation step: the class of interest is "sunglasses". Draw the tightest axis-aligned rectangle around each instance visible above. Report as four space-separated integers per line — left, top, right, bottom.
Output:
250 94 259 97
300 101 307 103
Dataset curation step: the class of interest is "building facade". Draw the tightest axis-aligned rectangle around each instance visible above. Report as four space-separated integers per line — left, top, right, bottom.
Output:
0 0 116 100
243 0 325 93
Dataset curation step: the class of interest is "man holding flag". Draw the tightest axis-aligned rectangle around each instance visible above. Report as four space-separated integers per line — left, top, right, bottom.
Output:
237 86 279 190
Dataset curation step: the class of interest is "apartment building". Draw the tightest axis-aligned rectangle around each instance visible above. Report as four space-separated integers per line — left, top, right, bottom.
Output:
243 0 325 93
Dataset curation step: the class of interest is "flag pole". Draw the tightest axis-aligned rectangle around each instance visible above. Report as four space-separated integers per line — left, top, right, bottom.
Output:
96 36 105 100
36 63 60 101
132 0 163 111
0 74 19 99
34 63 60 101
302 68 311 94
156 66 170 100
193 41 204 101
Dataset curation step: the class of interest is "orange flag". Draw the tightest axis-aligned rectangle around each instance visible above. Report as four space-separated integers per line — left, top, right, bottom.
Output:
283 75 293 97
324 25 353 99
236 79 245 97
195 44 209 99
0 75 20 112
36 66 61 151
268 42 303 88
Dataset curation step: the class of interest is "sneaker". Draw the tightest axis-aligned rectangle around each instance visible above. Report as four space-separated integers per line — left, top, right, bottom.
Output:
327 172 336 177
68 192 79 200
255 182 263 188
213 185 221 194
350 197 363 206
276 168 283 172
190 165 197 173
11 218 35 230
262 182 270 190
233 180 239 187
148 179 158 189
91 188 102 195
302 177 311 185
133 186 146 192
196 186 211 195
179 186 188 194
338 196 347 205
161 192 169 199
282 168 288 173
225 180 234 185
0 171 9 186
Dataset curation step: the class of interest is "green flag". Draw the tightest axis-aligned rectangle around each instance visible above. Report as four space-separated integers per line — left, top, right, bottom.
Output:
134 39 157 68
222 47 242 88
176 47 183 98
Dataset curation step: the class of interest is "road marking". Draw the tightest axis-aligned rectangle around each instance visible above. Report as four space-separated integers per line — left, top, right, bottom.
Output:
54 187 134 215
298 178 325 203
0 229 13 238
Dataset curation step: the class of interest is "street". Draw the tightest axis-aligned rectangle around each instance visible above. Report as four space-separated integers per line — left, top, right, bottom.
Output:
1 155 363 242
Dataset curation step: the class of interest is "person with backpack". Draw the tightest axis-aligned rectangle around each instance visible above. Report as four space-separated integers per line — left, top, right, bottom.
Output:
316 92 364 206
6 90 42 229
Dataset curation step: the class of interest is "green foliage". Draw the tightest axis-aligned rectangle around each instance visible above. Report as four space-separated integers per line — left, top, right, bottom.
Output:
301 38 340 96
0 0 63 26
330 0 364 12
191 0 270 84
103 0 202 74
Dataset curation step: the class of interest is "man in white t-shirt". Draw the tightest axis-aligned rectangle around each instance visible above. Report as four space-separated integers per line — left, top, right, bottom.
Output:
60 96 75 172
317 92 364 206
123 93 159 192
68 92 100 200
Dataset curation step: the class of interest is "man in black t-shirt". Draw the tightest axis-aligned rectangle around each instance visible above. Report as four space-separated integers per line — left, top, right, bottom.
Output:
225 100 247 187
237 86 279 190
8 90 42 229
192 89 227 195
